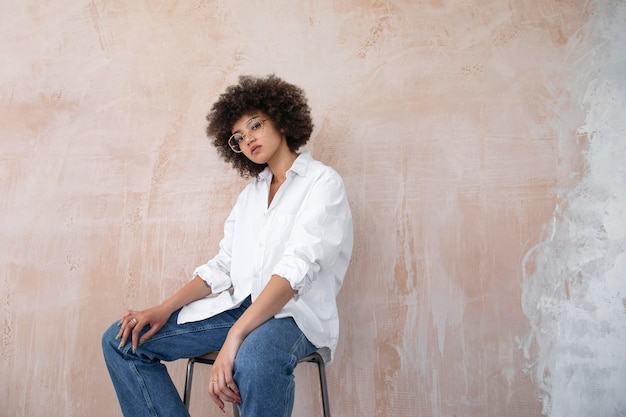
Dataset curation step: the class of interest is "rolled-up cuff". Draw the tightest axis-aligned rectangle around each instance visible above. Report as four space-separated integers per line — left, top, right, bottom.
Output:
192 264 232 294
272 257 312 295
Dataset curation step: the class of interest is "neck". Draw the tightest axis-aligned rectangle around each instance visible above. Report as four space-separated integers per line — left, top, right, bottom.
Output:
268 150 297 184
271 175 286 184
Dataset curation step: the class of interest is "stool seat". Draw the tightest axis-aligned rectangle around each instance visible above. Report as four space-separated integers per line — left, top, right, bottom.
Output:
183 350 330 416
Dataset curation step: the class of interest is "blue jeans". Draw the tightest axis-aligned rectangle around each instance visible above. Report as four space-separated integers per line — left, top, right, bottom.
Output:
101 297 316 417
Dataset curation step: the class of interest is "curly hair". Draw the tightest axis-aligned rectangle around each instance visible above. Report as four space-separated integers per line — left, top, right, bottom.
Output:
206 74 314 178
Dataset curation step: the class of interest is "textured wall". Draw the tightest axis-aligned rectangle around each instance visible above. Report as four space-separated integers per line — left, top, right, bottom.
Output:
1 1 624 416
520 2 626 416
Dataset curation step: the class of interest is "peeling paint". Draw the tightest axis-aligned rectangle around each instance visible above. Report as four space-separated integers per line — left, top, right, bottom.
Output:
521 2 626 416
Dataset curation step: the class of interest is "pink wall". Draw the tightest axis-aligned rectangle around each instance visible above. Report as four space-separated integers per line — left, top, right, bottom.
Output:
2 1 625 416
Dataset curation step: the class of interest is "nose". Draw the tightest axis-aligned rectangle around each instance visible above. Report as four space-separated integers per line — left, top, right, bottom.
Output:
244 133 256 146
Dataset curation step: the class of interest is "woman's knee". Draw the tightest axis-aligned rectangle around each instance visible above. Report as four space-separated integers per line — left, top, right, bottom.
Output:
101 321 120 354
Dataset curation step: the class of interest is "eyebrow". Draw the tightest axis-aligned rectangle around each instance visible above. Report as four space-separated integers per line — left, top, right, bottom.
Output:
232 115 261 134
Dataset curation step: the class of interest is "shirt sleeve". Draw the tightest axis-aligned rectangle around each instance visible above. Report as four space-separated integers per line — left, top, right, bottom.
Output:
272 171 353 295
192 203 237 294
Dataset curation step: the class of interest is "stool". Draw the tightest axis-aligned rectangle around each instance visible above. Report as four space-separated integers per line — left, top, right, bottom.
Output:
183 351 330 417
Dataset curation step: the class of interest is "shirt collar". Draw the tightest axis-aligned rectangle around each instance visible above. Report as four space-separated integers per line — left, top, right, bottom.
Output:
257 150 312 182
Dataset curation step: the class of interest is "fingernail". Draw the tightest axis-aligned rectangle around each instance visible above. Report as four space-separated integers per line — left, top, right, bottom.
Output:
115 332 121 340
132 346 136 353
139 340 145 347
117 320 122 326
118 341 124 350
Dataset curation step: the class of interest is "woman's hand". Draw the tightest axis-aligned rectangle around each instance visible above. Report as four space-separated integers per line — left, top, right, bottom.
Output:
116 276 213 352
117 303 172 352
208 334 243 412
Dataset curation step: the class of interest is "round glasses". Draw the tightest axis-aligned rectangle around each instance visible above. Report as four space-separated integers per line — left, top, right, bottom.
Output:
228 118 268 153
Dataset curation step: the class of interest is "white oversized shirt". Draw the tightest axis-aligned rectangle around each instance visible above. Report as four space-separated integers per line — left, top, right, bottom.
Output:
178 151 353 363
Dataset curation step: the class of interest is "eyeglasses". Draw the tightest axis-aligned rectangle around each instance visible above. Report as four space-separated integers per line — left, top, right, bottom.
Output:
228 118 268 153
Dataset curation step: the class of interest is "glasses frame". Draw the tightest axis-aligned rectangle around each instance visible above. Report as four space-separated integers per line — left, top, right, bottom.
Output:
228 118 269 153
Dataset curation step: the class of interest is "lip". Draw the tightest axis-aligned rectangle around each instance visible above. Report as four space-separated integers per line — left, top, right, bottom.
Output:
250 145 261 155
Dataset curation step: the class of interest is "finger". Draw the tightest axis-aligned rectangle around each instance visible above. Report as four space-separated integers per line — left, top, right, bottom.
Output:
138 325 160 345
208 372 240 405
118 320 133 348
218 387 239 404
208 383 225 412
121 310 135 321
118 316 139 349
118 313 136 329
131 319 144 351
118 325 128 349
227 379 240 396
117 318 130 346
216 378 241 404
137 321 164 347
221 373 240 397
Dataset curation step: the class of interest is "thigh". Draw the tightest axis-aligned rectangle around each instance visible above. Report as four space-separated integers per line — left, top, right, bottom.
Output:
236 317 316 367
134 298 252 362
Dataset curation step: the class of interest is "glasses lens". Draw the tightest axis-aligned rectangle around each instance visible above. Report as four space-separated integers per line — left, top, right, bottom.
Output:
228 134 243 153
249 120 264 134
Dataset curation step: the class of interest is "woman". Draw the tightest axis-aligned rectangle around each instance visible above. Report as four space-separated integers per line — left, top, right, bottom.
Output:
102 74 353 417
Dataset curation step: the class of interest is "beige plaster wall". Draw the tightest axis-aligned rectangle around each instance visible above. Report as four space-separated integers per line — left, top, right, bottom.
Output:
2 1 625 416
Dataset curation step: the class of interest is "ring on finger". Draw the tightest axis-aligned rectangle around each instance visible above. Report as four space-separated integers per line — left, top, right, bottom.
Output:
130 317 138 325
210 379 218 384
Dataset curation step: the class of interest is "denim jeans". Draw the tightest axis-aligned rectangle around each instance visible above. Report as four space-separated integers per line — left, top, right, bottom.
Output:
101 296 317 417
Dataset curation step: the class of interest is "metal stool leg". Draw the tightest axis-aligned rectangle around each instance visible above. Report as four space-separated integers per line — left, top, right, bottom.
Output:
317 357 331 417
303 352 331 417
183 358 196 409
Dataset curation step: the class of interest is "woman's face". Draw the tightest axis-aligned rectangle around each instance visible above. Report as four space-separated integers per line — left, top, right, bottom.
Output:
230 112 288 165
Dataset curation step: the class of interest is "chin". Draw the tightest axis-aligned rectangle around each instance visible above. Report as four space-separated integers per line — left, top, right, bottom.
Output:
247 154 268 164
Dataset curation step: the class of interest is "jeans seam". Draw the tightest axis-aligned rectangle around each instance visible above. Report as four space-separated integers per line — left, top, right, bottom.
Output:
288 332 307 357
129 361 159 417
142 321 234 344
281 377 296 417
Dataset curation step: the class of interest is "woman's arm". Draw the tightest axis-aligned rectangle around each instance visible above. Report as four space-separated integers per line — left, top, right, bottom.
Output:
118 276 212 351
207 274 296 410
161 275 214 314
230 274 296 339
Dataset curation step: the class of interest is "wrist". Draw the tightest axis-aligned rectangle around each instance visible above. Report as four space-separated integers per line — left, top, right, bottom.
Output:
160 298 178 316
227 324 247 343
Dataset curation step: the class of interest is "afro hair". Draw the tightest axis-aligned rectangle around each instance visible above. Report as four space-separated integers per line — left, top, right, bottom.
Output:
206 74 314 178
